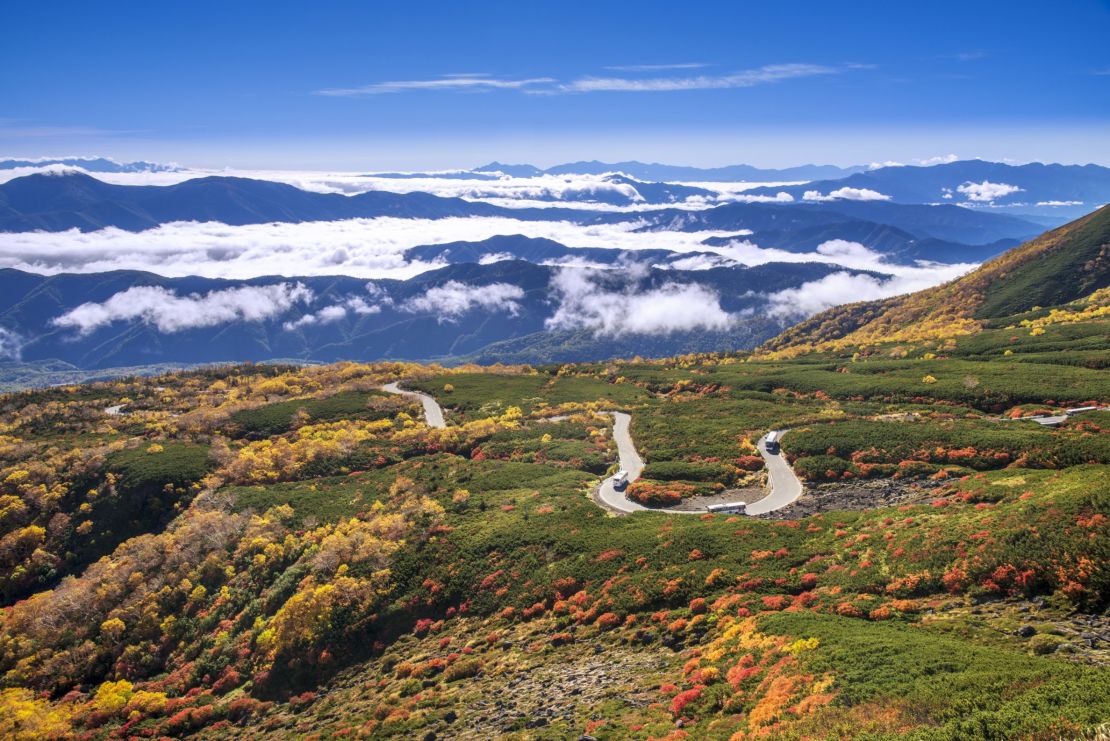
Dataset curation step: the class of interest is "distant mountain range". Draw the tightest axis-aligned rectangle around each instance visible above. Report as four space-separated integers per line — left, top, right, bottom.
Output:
744 160 1110 219
404 235 693 267
0 171 1044 250
0 260 872 369
0 171 533 232
0 157 178 173
761 204 1110 354
475 160 863 182
622 199 1041 247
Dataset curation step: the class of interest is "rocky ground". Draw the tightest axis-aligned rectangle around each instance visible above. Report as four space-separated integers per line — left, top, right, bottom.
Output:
453 647 669 739
247 615 679 740
653 477 938 517
923 596 1110 666
752 477 939 520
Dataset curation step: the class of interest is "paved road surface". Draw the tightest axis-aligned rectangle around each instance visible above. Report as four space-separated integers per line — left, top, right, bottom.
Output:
745 431 805 515
380 382 446 428
594 412 700 515
375 387 804 516
596 416 803 516
1001 405 1106 427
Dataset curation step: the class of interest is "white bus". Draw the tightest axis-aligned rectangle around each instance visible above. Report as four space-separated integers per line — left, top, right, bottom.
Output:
612 470 629 489
707 501 747 515
765 431 780 453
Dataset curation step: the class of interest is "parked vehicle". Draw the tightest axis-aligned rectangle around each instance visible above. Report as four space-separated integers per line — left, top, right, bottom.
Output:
707 501 747 514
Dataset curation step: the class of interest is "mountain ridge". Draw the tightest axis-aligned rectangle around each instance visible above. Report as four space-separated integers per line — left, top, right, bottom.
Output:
0 260 870 368
758 204 1110 355
743 160 1110 219
475 159 864 181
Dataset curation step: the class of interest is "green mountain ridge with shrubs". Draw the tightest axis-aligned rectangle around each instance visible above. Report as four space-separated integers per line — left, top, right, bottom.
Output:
0 213 1107 739
760 204 1110 356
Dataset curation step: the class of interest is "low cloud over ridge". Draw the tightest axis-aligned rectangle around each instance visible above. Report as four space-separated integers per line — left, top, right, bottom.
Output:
53 283 313 335
402 281 525 322
545 268 733 336
803 187 891 202
957 180 1023 202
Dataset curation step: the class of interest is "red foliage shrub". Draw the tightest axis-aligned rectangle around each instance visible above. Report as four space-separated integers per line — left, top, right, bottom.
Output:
594 612 621 630
670 686 704 716
212 668 242 694
835 602 863 618
736 455 764 471
761 595 789 611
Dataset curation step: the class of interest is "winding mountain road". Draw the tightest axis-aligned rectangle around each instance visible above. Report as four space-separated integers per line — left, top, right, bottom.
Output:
595 413 804 516
745 432 804 515
381 382 803 516
380 382 447 428
594 412 703 515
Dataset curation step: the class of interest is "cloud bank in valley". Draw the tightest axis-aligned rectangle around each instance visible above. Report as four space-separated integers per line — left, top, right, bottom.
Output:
762 269 962 320
0 216 974 281
545 268 733 336
53 283 313 335
0 327 22 360
283 296 380 331
402 281 525 322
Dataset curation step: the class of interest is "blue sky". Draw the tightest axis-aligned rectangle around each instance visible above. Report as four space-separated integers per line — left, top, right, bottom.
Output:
2 0 1109 169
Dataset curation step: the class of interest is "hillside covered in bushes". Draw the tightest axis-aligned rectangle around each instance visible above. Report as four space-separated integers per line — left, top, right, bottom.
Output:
0 291 1107 739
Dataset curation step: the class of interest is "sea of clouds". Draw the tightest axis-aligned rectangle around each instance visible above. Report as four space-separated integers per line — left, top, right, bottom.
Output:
0 164 976 340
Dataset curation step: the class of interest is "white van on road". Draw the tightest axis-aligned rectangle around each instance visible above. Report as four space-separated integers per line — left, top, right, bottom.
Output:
612 470 629 489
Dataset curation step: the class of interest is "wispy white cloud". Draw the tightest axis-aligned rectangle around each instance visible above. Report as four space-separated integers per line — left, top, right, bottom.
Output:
317 62 852 97
603 63 710 72
316 76 556 96
402 280 524 322
956 180 1022 202
53 283 313 335
282 295 380 331
550 63 840 93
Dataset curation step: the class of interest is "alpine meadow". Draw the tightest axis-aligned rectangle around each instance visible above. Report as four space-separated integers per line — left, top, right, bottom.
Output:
0 2 1107 740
